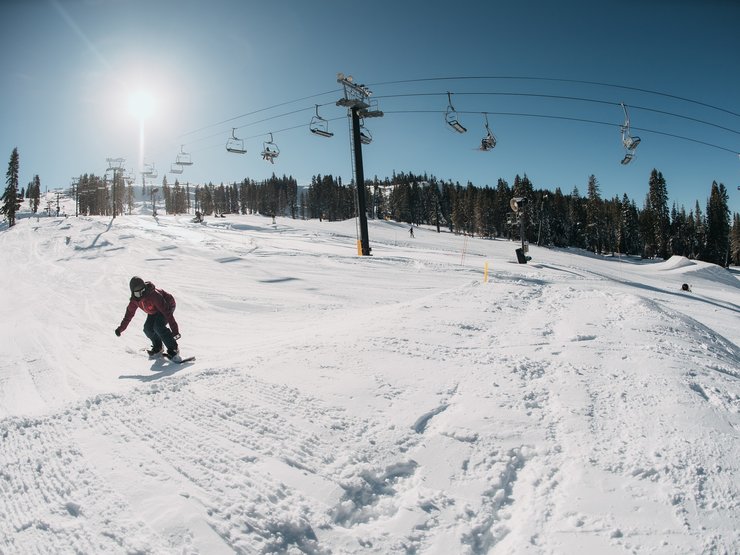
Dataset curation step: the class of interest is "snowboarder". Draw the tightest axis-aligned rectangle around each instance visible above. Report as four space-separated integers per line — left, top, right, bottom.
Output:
115 276 181 359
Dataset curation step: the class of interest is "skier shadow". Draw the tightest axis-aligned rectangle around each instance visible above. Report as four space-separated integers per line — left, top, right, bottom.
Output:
118 359 194 382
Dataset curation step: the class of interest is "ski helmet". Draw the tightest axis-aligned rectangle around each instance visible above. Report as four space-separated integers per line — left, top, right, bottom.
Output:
129 276 146 297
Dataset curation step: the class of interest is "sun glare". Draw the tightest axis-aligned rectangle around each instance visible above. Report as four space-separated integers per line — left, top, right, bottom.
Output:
128 89 156 121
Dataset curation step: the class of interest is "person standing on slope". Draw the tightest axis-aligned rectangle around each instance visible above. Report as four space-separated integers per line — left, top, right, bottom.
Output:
115 276 180 358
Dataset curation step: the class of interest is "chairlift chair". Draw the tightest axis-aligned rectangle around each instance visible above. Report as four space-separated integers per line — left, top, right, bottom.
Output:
480 113 497 151
142 163 158 179
226 128 247 154
359 119 372 145
170 163 183 174
175 145 193 166
310 105 333 138
619 102 641 164
445 92 467 133
261 133 280 164
623 135 641 151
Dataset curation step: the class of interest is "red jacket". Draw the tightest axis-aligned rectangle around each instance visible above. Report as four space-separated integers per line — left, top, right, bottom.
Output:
118 282 179 335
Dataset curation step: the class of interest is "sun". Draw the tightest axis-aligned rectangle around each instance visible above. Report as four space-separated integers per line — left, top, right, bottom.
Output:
128 89 156 121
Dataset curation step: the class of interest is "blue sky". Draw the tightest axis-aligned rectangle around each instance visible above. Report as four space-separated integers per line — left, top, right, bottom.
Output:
2 0 739 214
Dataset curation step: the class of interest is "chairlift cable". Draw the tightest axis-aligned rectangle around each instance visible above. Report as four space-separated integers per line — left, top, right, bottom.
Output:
172 76 738 157
184 106 737 159
383 109 739 154
368 76 740 119
178 91 340 138
184 118 346 156
180 106 319 147
173 81 738 152
373 91 740 136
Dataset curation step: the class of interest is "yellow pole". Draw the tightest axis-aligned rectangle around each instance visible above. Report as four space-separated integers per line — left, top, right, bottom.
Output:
484 261 489 282
357 239 363 256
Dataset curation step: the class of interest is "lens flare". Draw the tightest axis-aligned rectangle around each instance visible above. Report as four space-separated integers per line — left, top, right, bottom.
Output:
128 90 156 121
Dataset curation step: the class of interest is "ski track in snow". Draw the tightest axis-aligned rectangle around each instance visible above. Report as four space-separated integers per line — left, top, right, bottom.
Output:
1 210 739 554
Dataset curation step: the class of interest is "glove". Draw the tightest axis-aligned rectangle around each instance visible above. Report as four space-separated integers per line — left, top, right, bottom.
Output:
115 327 122 337
173 333 181 340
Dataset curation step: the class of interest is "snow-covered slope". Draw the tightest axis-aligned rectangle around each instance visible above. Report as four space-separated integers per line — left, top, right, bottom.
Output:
1 206 738 554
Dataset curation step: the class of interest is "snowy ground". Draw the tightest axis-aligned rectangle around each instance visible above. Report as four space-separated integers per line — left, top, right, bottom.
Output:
1 201 739 554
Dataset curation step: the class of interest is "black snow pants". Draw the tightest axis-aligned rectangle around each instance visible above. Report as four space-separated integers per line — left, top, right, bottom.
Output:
143 313 178 352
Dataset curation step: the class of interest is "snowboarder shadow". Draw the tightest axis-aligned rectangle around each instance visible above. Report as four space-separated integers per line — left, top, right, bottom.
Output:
118 358 193 382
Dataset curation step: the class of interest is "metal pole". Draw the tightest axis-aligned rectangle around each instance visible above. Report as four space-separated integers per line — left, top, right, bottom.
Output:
351 106 370 256
520 209 526 252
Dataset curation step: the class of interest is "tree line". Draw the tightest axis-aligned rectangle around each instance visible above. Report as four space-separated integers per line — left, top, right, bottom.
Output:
3 147 739 266
297 169 738 267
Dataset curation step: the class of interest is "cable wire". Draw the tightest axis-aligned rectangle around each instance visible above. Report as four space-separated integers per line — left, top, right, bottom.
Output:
170 79 740 163
383 109 739 154
178 89 341 138
373 91 740 136
368 76 740 119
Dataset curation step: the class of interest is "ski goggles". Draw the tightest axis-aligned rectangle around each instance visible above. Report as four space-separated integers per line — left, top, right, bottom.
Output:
133 287 146 298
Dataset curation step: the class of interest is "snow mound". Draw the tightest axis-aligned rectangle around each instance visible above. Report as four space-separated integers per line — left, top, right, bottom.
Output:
653 256 739 289
656 255 696 271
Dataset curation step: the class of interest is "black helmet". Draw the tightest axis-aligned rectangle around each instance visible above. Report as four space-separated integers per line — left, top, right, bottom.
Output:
129 276 146 298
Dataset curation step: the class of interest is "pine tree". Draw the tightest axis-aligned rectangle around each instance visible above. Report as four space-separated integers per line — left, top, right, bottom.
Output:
670 204 690 257
1 147 20 227
618 194 633 254
548 188 569 247
30 175 41 214
704 181 730 266
450 183 466 234
494 178 511 238
693 201 706 259
648 169 671 259
569 186 587 248
603 196 621 254
585 175 603 253
729 213 740 266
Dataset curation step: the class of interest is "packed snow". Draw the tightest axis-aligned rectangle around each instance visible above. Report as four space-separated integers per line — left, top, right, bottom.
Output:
1 198 739 554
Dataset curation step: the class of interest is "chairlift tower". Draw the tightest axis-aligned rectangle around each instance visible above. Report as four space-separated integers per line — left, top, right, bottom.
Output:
106 157 125 218
70 177 79 217
336 72 383 256
150 187 159 217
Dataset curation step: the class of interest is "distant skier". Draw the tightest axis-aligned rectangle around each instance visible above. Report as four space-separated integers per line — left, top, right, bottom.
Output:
409 226 414 238
115 276 180 359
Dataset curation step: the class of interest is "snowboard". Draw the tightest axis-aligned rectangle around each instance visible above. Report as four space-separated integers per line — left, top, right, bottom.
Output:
162 352 196 364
